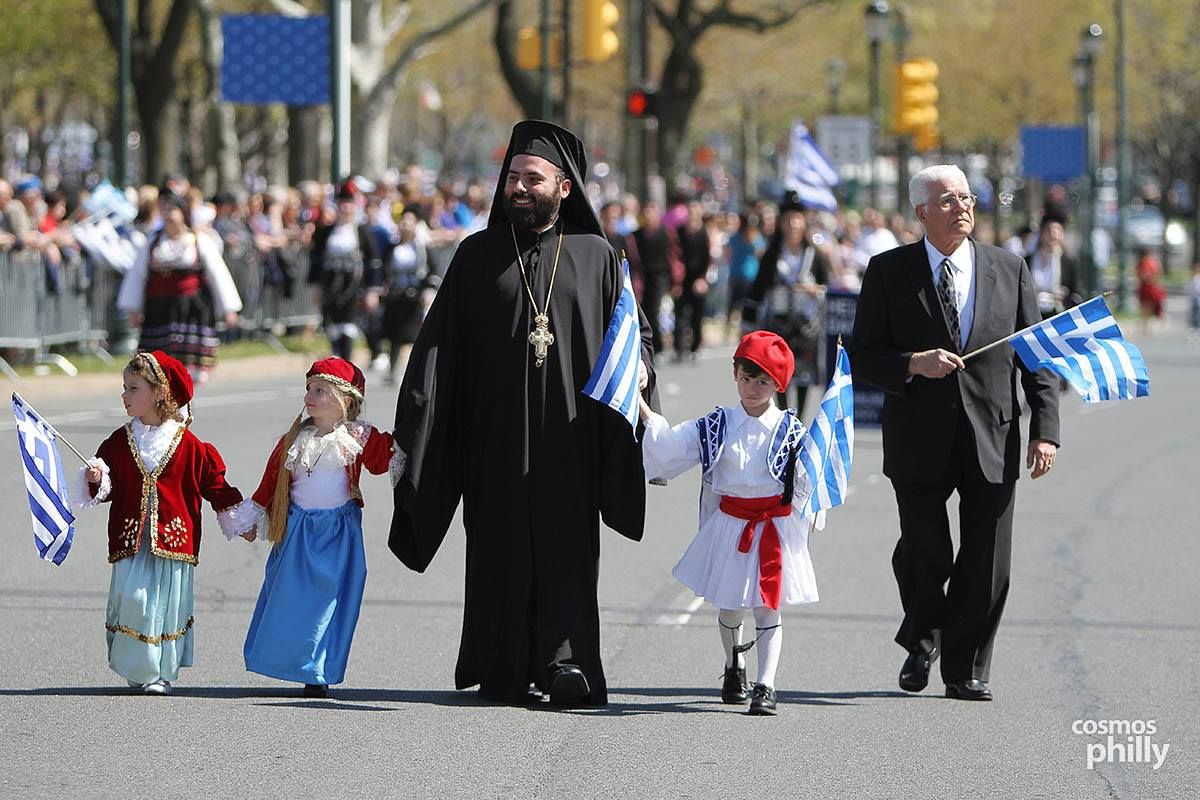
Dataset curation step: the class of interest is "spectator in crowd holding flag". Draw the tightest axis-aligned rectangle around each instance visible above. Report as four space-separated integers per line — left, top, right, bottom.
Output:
849 164 1060 702
639 331 826 716
74 351 254 694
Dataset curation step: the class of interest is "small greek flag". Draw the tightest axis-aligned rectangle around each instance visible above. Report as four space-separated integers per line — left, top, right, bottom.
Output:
784 121 840 213
583 259 642 433
11 393 75 565
798 343 854 514
1009 296 1149 402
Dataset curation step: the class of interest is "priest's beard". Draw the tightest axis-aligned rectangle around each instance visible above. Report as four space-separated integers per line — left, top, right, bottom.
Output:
504 188 562 231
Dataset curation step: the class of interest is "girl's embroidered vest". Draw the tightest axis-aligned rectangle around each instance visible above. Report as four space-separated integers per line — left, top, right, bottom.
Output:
695 406 805 486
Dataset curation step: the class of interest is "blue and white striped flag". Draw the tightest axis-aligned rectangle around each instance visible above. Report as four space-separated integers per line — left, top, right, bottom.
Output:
798 343 854 514
11 393 75 565
784 121 840 213
1008 296 1149 402
583 258 642 434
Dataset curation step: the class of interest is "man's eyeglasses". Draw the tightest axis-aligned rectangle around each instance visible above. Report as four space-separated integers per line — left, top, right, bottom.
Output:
935 192 977 210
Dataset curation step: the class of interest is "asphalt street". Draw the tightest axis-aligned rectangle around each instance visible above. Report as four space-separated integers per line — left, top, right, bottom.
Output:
1 313 1197 799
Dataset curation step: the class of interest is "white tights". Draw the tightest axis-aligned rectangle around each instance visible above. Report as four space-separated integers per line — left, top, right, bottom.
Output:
717 607 783 688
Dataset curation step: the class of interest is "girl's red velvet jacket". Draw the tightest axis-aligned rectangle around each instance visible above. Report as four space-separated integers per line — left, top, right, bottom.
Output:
90 424 243 565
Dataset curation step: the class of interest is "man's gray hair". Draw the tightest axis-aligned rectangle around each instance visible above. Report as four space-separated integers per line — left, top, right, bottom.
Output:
909 165 969 211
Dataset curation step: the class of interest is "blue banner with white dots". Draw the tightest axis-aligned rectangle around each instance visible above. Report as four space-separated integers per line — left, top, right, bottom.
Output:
221 14 330 106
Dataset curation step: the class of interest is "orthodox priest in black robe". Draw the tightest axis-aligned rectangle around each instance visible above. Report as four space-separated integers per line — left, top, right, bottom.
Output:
389 120 657 706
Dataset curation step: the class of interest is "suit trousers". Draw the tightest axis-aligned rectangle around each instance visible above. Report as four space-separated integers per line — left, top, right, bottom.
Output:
889 410 1016 683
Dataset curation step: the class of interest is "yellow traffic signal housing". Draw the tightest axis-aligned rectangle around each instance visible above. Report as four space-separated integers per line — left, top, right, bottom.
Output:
894 58 939 134
913 124 940 153
582 0 620 63
517 26 563 70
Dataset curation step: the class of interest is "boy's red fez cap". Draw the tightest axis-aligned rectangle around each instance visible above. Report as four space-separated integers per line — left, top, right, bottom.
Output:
734 330 795 392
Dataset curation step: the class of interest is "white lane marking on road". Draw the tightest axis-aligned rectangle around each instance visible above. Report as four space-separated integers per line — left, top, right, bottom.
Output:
656 594 705 627
0 409 107 432
0 388 292 432
663 382 681 396
866 473 880 484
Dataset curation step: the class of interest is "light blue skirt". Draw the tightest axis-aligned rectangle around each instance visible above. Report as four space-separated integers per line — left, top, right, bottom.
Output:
243 502 367 686
106 538 195 685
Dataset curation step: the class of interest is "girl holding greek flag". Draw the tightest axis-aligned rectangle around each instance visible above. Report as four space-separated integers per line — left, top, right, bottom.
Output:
639 331 822 716
76 351 254 694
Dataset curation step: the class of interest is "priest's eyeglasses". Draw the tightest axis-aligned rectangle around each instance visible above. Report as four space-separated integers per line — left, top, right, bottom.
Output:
936 192 978 210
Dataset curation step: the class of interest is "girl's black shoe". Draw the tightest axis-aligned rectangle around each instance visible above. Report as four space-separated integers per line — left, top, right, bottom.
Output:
748 683 777 715
721 666 749 704
303 683 329 698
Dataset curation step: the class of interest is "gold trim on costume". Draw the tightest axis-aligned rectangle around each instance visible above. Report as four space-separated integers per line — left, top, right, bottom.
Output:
114 423 195 565
106 615 194 644
308 372 363 400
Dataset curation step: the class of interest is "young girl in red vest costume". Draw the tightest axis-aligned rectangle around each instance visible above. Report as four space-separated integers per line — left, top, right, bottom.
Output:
239 357 402 697
639 331 821 715
78 351 254 694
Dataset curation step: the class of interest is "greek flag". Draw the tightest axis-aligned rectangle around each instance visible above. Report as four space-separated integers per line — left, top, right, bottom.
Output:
784 121 840 213
11 393 75 565
798 343 854 514
1008 296 1149 402
583 258 642 433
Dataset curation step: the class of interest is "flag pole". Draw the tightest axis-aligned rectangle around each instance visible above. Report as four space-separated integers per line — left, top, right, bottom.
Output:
961 291 1114 363
12 393 90 466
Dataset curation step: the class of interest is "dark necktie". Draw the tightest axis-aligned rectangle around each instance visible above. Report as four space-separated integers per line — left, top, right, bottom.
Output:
938 258 961 353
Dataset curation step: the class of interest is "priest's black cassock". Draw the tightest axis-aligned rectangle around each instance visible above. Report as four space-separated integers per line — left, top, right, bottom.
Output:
389 120 657 705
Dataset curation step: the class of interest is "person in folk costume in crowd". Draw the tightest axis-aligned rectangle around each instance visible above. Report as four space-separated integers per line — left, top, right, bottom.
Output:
380 208 437 386
308 180 383 362
640 331 822 715
389 120 658 707
1024 214 1082 321
744 191 831 416
76 351 255 694
117 194 243 384
849 165 1059 701
237 358 402 698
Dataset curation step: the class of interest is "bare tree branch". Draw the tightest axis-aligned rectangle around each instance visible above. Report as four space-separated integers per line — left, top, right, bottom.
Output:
93 0 121 51
150 0 195 80
695 0 829 38
268 0 313 17
369 0 495 107
384 1 413 40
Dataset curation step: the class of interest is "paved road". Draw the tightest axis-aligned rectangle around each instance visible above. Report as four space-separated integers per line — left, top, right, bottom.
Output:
1 319 1197 799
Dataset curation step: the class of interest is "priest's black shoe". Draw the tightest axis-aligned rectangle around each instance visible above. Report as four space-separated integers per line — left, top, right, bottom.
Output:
944 679 993 701
547 665 590 706
303 683 328 699
720 666 749 704
748 683 777 716
899 650 932 692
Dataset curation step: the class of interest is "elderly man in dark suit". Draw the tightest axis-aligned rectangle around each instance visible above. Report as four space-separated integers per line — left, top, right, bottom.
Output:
848 165 1060 701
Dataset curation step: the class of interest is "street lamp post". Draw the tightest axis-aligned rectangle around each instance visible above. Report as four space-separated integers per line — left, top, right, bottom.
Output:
864 0 890 211
892 7 912 219
1115 0 1130 310
826 58 846 115
1073 23 1104 296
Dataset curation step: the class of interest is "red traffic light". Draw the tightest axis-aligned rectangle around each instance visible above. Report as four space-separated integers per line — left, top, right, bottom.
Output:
626 88 657 118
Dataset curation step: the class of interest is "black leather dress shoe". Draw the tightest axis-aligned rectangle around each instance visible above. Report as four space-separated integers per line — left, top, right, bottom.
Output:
720 666 749 704
748 683 778 716
547 665 591 706
944 679 993 701
303 683 328 698
899 651 932 692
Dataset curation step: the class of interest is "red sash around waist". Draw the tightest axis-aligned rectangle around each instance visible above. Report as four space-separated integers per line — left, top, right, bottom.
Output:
719 494 791 610
146 271 203 297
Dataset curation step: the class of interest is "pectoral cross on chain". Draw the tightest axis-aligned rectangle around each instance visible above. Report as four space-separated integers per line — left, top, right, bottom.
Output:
528 313 555 367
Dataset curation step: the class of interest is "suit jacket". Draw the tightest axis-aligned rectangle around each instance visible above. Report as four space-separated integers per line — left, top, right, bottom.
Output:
848 239 1060 484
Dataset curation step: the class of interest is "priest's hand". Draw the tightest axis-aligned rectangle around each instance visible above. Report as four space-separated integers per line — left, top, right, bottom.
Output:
638 397 654 422
638 359 649 392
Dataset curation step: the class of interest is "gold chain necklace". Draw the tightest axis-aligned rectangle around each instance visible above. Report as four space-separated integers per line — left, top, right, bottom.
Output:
511 223 564 367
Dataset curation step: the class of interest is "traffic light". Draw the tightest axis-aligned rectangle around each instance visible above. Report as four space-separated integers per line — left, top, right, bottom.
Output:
625 87 657 118
913 124 940 153
582 0 620 63
893 58 939 134
516 26 563 70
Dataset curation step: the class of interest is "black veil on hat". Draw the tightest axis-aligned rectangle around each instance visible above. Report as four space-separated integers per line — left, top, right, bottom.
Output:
488 119 601 236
